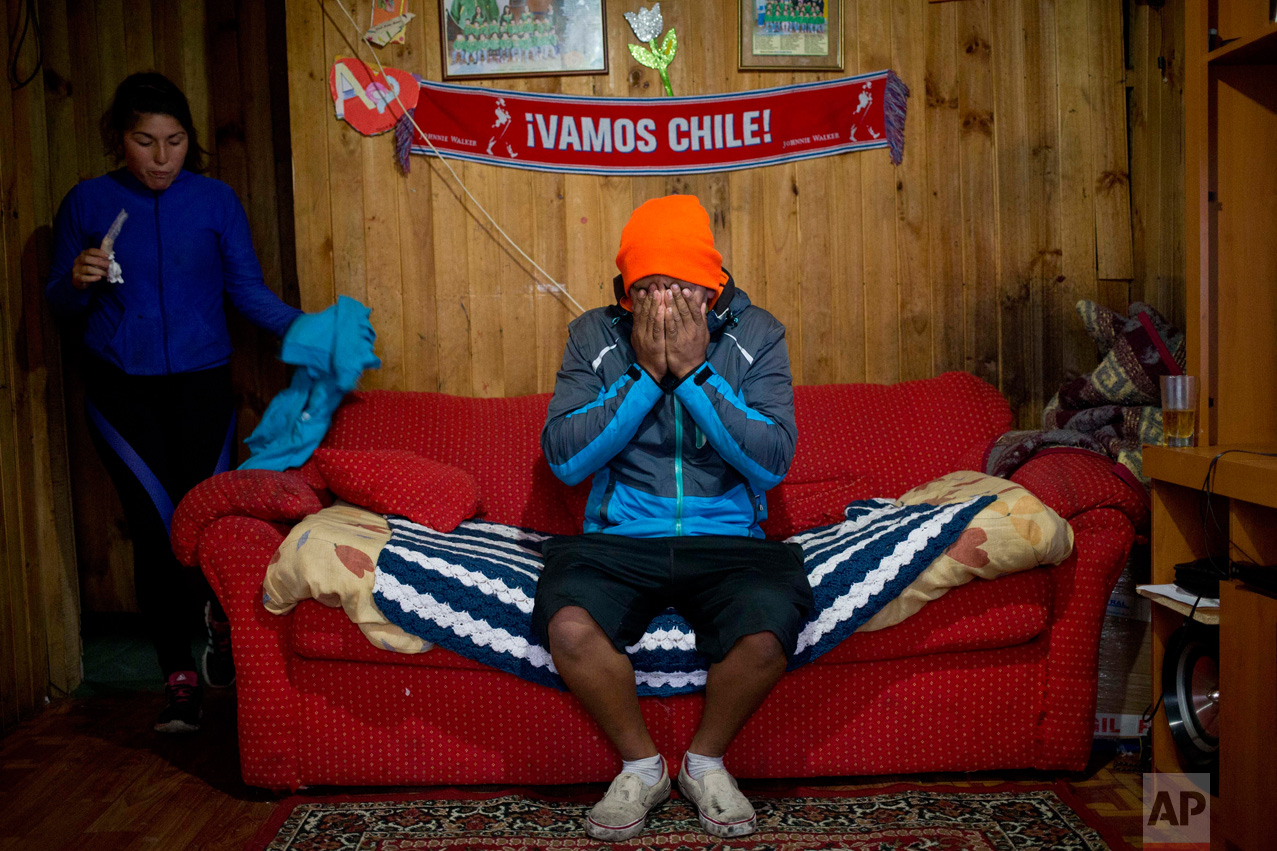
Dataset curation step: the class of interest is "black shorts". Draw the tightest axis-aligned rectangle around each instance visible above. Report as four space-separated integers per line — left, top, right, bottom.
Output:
532 534 813 663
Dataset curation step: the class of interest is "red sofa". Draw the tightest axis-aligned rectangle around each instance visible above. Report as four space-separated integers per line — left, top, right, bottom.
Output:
175 371 1148 791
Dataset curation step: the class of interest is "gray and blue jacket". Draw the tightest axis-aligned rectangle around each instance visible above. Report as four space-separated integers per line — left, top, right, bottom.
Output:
542 276 796 538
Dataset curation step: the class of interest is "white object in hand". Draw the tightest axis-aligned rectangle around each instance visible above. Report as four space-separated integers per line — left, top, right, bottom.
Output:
101 208 128 284
107 253 124 284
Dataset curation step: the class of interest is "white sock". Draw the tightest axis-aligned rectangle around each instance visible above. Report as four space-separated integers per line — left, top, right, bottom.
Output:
620 754 664 786
683 750 724 781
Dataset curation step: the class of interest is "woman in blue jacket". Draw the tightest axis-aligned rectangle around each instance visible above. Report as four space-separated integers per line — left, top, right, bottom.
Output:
46 72 302 733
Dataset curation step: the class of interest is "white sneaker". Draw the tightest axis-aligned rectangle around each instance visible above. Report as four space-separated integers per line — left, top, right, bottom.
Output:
584 761 671 841
677 761 757 837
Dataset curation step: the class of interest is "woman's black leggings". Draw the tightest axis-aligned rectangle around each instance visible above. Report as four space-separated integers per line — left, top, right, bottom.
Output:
83 356 235 676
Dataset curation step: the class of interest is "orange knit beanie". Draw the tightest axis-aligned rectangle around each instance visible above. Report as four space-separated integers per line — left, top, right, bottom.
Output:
615 195 728 310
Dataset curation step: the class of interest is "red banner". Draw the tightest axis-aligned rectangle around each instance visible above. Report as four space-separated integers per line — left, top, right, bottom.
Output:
408 71 908 175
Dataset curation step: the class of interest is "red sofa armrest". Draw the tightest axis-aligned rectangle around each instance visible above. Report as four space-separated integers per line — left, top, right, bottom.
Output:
1035 506 1137 769
196 515 305 790
1009 450 1149 532
172 469 326 568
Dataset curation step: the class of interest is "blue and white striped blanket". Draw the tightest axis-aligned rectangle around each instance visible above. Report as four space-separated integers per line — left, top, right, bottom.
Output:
372 496 994 696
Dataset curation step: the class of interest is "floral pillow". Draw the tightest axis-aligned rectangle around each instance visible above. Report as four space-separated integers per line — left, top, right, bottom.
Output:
261 501 431 653
857 471 1074 632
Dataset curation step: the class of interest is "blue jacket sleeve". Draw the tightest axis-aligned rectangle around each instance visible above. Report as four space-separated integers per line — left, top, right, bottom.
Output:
673 327 797 492
217 184 302 337
541 332 664 486
46 187 94 317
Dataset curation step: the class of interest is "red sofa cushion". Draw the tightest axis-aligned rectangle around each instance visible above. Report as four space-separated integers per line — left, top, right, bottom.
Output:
311 448 479 533
789 372 1013 496
759 477 878 539
324 392 581 535
289 565 1050 670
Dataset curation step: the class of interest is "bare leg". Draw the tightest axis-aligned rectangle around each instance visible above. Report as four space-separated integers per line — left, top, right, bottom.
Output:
688 632 788 757
547 606 658 761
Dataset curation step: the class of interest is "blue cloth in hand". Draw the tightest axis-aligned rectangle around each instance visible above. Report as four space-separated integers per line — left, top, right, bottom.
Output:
240 296 381 471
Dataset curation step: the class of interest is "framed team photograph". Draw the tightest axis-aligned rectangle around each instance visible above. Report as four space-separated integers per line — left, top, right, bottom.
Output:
441 0 609 80
738 0 843 71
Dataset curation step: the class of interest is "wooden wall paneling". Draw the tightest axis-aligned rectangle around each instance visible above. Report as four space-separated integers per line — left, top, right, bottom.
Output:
465 112 507 399
286 0 336 313
398 8 441 393
430 162 474 394
39 1 79 203
1022 0 1058 420
1088 0 1135 309
0 13 30 731
122 0 155 72
1 0 56 723
892 0 932 383
208 0 261 444
1158 1 1186 333
989 0 1034 427
180 0 212 158
764 163 803 384
362 116 407 393
796 157 834 385
1127 0 1155 309
1182 0 1210 443
11 4 68 706
728 162 771 336
1129 0 1187 331
859 0 899 385
150 0 180 92
558 81 605 355
323 14 370 313
498 165 541 399
825 0 864 385
95 0 128 161
400 158 440 393
954 0 998 389
67 0 106 180
924 0 962 377
280 0 1176 430
33 0 84 697
359 22 415 394
533 170 568 395
232 0 294 442
1054 0 1099 385
13 53 69 705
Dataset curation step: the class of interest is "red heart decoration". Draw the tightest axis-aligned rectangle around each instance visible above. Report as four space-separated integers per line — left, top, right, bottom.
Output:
330 58 420 136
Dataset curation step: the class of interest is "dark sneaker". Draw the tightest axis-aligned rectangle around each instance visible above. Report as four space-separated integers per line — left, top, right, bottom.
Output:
201 601 235 688
155 670 203 733
585 761 670 841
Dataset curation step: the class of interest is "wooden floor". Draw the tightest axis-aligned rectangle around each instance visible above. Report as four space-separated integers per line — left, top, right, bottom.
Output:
0 688 1190 850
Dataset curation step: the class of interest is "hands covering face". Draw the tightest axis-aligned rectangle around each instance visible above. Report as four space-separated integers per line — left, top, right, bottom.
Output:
631 283 710 381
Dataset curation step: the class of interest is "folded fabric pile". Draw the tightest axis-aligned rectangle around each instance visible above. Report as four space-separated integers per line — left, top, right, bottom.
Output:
985 300 1185 486
241 296 381 471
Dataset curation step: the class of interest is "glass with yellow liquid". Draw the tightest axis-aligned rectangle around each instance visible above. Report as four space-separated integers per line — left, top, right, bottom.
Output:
1160 375 1199 447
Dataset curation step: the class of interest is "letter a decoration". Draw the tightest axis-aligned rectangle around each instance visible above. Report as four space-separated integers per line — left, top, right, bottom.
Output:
330 58 422 171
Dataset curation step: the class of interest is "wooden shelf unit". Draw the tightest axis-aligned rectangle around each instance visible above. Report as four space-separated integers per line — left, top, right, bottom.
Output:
1157 4 1277 848
1185 0 1277 447
1145 445 1277 851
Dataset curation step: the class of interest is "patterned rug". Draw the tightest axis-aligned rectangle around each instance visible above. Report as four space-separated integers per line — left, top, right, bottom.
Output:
249 782 1128 850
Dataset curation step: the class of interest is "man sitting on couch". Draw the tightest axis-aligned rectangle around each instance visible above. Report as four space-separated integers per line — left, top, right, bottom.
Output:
537 194 812 841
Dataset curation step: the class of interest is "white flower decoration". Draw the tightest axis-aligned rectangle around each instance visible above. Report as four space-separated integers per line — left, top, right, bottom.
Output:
624 3 664 43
